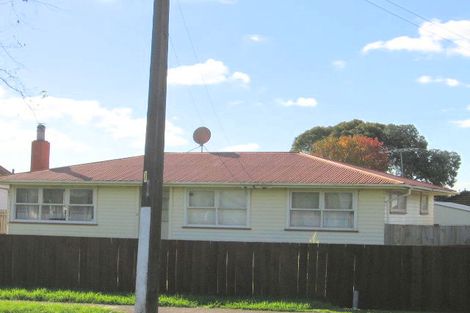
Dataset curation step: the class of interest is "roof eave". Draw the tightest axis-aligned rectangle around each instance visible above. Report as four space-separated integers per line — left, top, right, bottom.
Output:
1 180 455 194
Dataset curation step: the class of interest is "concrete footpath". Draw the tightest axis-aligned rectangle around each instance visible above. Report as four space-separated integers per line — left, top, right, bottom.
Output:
103 305 288 313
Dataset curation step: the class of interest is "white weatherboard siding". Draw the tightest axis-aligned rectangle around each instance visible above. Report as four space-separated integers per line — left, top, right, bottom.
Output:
435 202 470 225
385 192 434 225
0 187 7 210
8 186 140 238
169 187 385 245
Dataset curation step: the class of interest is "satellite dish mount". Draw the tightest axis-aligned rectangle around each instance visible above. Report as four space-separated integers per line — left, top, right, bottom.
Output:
193 127 211 152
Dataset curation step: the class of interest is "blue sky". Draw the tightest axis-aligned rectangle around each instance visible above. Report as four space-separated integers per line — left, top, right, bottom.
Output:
0 0 469 190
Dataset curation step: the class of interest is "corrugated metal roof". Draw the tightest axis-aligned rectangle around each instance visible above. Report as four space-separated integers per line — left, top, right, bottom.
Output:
0 165 10 176
0 152 453 192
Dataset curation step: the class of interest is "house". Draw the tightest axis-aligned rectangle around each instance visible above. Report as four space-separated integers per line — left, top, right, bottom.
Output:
434 201 470 226
0 165 11 234
0 125 454 244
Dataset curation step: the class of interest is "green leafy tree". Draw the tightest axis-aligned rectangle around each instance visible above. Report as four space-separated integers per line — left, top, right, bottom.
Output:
292 120 460 187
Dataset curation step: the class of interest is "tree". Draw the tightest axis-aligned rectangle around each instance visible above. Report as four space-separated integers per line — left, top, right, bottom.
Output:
292 120 461 187
312 135 389 171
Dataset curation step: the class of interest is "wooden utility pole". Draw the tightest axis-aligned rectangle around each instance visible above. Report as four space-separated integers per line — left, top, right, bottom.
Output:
135 0 170 313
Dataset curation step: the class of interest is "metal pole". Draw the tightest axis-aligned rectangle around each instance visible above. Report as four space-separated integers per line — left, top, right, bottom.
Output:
135 1 170 312
400 151 404 177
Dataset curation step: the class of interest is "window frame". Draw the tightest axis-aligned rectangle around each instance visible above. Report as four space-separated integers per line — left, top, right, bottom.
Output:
389 192 407 214
419 193 429 215
287 190 358 231
185 188 250 229
11 186 97 225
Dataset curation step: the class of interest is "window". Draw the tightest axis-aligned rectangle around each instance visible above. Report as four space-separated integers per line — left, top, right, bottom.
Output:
289 191 355 229
14 187 95 223
186 189 248 227
389 192 407 214
162 188 170 222
420 193 429 215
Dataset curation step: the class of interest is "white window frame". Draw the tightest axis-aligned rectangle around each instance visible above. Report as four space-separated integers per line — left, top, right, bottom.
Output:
419 193 429 215
11 186 97 224
287 190 358 231
185 188 250 229
389 192 407 214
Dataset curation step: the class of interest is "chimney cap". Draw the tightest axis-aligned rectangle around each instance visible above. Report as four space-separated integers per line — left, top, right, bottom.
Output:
37 123 46 141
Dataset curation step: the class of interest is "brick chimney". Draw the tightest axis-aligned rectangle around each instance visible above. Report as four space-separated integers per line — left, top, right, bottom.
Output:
30 124 50 172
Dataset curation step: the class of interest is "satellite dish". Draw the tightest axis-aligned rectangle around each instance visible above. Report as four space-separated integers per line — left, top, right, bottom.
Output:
193 127 211 151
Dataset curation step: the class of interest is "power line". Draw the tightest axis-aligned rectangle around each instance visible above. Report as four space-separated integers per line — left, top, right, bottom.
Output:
362 0 465 48
175 0 233 146
384 0 470 42
168 35 204 124
174 0 254 182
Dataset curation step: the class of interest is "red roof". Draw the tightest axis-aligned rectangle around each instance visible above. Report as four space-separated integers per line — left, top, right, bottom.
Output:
0 165 10 176
0 152 453 192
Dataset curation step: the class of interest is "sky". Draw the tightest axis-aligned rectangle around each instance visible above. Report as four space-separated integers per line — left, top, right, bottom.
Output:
0 0 469 190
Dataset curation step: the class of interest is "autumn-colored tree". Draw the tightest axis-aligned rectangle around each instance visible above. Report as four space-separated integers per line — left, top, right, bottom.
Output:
312 135 389 171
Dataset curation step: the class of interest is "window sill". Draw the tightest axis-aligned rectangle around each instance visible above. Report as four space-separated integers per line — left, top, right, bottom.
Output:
182 225 251 230
389 211 407 215
10 220 97 226
285 227 359 233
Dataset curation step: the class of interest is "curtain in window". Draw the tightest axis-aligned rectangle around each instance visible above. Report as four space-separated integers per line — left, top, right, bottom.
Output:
292 192 319 209
41 205 66 220
69 206 93 221
323 211 354 228
70 189 93 204
290 210 321 227
325 193 352 210
187 208 215 224
16 189 38 204
16 205 39 220
43 189 64 204
189 191 215 207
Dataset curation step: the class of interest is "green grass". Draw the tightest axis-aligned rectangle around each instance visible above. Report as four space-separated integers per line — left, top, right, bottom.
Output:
0 289 133 305
0 301 118 313
0 288 430 313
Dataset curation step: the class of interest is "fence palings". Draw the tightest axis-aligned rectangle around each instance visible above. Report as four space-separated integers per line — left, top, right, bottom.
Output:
0 235 469 312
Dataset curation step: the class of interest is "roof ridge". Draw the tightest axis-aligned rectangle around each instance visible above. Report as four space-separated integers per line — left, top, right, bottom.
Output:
298 152 404 184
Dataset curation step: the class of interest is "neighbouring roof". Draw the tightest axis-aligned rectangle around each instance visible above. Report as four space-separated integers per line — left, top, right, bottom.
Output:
436 191 470 206
0 152 453 193
0 165 10 176
435 201 470 213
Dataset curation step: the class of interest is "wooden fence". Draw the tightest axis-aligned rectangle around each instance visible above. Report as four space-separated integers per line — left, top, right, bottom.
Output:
385 224 470 245
1 235 470 312
0 211 7 234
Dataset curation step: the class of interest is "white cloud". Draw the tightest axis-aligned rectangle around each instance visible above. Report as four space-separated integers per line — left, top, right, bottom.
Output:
222 143 260 152
417 75 468 87
362 19 470 57
0 86 7 98
332 60 346 70
0 94 188 172
245 34 267 43
167 59 250 86
230 71 250 84
453 119 470 128
278 97 318 108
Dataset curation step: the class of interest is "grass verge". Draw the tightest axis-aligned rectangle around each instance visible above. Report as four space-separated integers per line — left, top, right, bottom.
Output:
0 300 118 313
0 288 430 313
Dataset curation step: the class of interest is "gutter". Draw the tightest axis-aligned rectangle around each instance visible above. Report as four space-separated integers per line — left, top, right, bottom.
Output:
0 181 454 194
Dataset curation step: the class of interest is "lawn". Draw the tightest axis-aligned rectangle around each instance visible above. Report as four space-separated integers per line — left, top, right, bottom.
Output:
0 288 431 313
0 300 118 313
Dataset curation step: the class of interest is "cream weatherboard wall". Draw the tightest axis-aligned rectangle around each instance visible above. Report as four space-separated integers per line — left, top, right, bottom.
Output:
168 187 386 245
8 186 141 238
384 191 434 225
434 202 470 225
